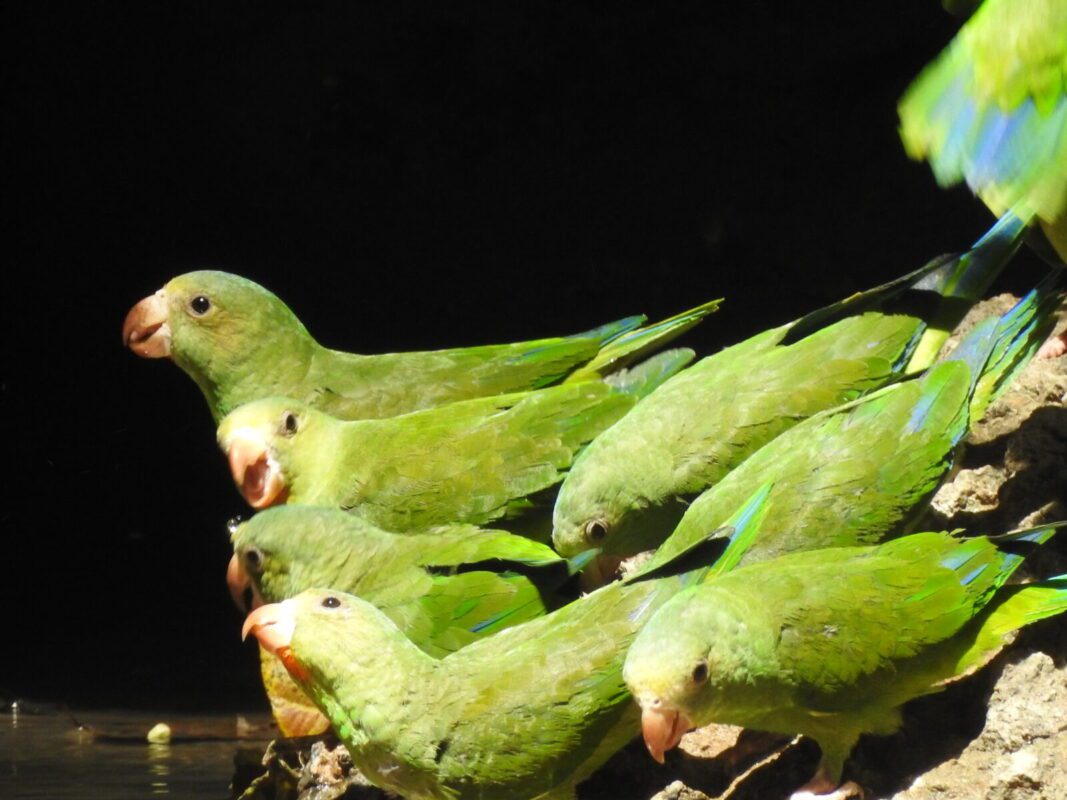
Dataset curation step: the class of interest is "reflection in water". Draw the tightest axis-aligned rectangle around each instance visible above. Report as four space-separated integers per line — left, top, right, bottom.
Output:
148 743 171 794
0 708 272 799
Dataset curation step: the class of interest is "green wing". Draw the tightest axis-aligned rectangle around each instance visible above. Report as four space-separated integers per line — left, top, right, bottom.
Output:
654 272 1057 569
237 508 574 654
434 480 777 795
339 382 638 530
648 365 970 570
899 0 1067 222
564 298 721 382
237 509 577 738
712 527 1058 708
306 318 641 421
551 217 1030 560
308 299 716 421
552 311 924 557
435 578 656 797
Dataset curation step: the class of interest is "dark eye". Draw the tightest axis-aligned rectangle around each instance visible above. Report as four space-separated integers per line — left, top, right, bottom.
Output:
321 596 341 609
584 519 609 544
189 295 211 315
283 412 298 435
691 661 709 685
243 548 263 572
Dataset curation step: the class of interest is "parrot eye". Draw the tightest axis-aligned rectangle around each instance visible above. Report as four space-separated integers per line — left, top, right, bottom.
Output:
282 412 299 436
691 661 709 685
584 519 609 544
321 596 341 609
243 548 263 572
189 295 212 315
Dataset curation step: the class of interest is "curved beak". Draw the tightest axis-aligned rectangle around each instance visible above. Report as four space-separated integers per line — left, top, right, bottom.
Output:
224 430 287 509
242 601 309 682
640 702 692 764
226 555 263 613
123 290 171 358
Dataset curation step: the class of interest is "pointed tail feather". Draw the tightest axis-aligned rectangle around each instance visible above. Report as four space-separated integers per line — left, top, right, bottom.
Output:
936 523 1064 604
575 315 648 348
943 574 1067 686
937 266 1064 420
779 212 1024 363
983 522 1065 587
566 298 721 382
970 267 1064 418
904 210 1032 373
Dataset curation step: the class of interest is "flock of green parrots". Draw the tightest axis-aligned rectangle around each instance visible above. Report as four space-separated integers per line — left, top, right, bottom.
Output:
122 3 1067 798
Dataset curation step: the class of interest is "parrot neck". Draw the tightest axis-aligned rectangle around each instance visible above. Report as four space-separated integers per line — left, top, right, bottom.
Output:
296 609 440 742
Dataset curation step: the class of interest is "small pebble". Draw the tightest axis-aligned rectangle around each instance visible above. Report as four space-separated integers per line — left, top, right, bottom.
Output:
146 722 171 744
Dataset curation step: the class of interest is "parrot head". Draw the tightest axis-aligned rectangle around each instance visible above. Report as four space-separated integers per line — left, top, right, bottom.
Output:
243 589 415 688
217 397 334 509
123 271 315 419
552 457 690 565
623 585 756 763
228 506 366 612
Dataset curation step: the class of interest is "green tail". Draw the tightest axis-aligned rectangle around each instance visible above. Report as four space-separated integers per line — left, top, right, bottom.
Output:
935 265 1063 420
566 298 721 382
575 315 648 348
943 523 1064 596
777 211 1027 373
904 210 1031 372
946 572 1067 685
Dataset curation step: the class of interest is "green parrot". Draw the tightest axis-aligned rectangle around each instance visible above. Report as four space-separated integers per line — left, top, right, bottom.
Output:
645 267 1061 572
227 506 592 738
239 485 773 800
122 269 720 423
552 211 1030 564
898 0 1067 355
217 349 692 535
623 524 1067 799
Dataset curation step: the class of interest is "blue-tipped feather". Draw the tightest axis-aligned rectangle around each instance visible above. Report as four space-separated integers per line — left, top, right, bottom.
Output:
572 315 648 347
627 482 774 585
915 210 1029 301
965 266 1063 417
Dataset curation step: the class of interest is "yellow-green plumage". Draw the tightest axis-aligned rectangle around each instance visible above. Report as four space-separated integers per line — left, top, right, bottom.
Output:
551 213 1028 561
218 351 690 533
624 525 1067 793
645 272 1059 571
126 270 719 423
248 486 772 800
232 506 587 737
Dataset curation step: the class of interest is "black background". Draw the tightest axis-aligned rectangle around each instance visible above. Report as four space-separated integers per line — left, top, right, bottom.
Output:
5 1 1045 711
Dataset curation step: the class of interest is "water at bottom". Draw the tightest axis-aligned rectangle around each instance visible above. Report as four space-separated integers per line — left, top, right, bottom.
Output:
0 707 274 799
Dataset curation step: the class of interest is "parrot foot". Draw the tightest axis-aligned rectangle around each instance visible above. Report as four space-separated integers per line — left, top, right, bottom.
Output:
1036 332 1066 360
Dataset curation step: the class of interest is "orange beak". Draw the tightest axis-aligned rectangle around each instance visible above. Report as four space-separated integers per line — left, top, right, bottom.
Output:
242 601 309 682
225 431 287 509
123 290 171 357
640 703 692 764
226 555 263 613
